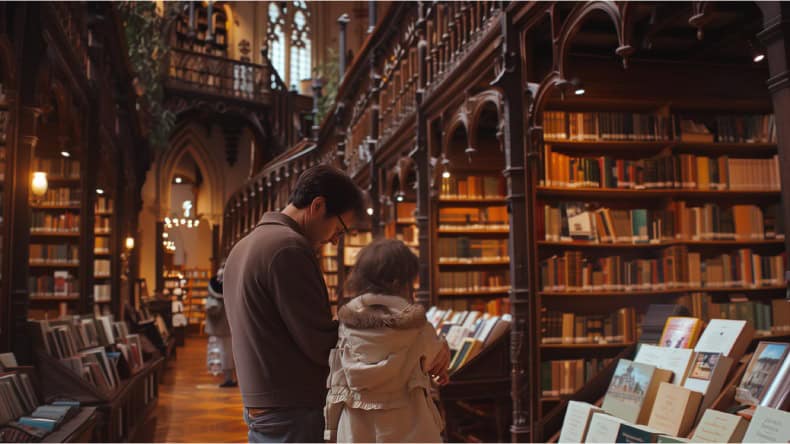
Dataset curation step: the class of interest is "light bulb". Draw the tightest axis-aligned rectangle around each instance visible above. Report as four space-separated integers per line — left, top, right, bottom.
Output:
753 53 765 63
574 87 586 96
442 170 451 179
31 172 48 197
366 207 374 216
125 236 135 250
60 151 71 158
162 232 169 239
175 176 183 184
96 188 104 195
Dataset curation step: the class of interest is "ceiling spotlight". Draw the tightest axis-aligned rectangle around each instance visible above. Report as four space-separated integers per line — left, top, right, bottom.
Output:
753 53 765 63
175 176 183 184
395 191 405 202
366 207 374 216
60 151 71 158
96 188 104 195
574 87 586 96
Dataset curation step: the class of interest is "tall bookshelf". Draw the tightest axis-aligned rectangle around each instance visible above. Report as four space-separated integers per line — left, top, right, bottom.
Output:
534 106 785 416
93 195 113 313
320 243 339 314
28 156 82 318
182 268 210 332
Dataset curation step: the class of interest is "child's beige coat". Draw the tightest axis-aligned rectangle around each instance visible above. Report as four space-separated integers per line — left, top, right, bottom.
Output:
324 293 445 443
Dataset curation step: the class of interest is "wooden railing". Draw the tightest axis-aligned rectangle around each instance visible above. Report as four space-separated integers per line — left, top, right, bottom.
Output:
221 1 503 251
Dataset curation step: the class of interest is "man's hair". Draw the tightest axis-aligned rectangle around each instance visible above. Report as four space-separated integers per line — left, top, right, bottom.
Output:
344 239 419 300
289 165 365 218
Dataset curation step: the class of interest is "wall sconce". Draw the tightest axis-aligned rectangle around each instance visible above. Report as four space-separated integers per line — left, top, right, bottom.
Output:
31 172 48 197
125 236 135 250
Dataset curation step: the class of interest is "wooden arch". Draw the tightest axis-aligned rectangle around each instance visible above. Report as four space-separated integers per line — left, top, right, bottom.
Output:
556 2 626 77
468 89 504 150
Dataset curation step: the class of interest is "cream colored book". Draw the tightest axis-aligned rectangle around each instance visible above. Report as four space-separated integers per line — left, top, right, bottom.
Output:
601 359 673 424
690 409 748 443
742 405 790 443
647 382 703 437
693 319 754 360
559 401 603 443
683 352 733 422
584 412 630 443
635 344 695 385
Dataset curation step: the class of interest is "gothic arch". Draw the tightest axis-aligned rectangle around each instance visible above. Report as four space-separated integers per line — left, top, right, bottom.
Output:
157 125 225 226
556 2 623 78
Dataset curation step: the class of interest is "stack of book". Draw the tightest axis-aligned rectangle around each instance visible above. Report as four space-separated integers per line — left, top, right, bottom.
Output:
439 175 505 199
438 270 509 294
542 358 614 397
30 212 80 233
437 238 509 262
28 271 78 299
29 244 79 264
427 306 511 373
543 111 674 141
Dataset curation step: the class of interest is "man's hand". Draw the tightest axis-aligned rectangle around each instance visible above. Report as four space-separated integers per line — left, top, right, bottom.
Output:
428 341 451 385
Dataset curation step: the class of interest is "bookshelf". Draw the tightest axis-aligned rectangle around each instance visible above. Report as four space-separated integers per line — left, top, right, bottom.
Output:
93 196 113 310
320 243 339 311
28 157 83 319
173 3 229 57
182 268 210 331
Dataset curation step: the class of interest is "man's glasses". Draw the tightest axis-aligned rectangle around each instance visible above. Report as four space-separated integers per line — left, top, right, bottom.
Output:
336 214 350 236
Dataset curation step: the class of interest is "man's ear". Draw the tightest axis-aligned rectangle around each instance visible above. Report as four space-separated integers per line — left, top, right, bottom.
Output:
310 196 327 215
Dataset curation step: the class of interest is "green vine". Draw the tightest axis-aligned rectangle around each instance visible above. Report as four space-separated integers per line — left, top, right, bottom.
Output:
116 1 180 152
313 48 340 124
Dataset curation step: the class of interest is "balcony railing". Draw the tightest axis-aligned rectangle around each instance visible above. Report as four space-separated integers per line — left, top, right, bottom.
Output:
165 47 289 103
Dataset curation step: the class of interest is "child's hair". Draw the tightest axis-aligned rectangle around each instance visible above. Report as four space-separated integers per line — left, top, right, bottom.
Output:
344 239 419 300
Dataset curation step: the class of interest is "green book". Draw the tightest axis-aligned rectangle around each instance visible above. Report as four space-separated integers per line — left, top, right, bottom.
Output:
615 423 664 443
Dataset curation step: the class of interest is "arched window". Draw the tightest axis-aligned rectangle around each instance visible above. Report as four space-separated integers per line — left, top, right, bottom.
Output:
267 1 312 90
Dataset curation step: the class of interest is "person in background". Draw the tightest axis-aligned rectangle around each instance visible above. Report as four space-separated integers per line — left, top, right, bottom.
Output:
223 165 366 443
324 239 451 443
205 266 237 388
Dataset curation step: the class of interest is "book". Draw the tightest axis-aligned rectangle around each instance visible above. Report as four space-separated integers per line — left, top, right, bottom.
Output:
736 341 789 405
0 353 17 369
690 409 748 443
657 436 688 443
742 406 790 443
584 412 630 443
639 305 691 345
601 359 673 424
659 317 702 349
634 345 695 385
647 382 702 437
693 319 754 360
558 401 603 443
683 352 733 421
759 344 790 409
615 423 665 443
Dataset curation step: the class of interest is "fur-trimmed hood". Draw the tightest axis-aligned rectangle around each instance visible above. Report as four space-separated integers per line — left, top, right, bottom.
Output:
337 293 426 330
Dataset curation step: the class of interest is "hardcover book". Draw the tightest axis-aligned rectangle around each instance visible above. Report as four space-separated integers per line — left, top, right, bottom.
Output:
559 401 603 443
683 352 733 421
691 409 748 443
742 406 790 443
584 412 630 443
647 382 702 437
735 341 789 405
659 317 702 349
634 344 695 385
693 319 754 359
615 423 665 443
601 359 673 424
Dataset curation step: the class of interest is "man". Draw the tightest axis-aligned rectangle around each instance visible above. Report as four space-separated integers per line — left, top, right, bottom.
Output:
224 165 451 442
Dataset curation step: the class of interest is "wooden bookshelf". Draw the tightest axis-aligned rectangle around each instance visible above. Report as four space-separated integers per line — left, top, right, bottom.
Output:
182 268 210 330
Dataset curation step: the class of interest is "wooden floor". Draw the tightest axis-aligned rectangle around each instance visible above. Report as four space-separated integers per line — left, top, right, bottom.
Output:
151 336 247 443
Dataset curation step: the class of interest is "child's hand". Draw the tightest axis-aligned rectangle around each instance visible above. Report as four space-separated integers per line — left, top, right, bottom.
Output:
428 341 451 376
432 368 449 386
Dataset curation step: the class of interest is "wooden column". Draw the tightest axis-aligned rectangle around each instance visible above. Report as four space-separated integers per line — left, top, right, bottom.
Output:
369 52 382 237
338 14 350 80
759 3 790 289
155 221 164 293
211 224 220 272
413 1 432 309
491 4 537 441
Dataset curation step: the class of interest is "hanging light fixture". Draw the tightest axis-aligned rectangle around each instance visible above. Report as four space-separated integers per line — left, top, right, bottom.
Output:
125 236 135 250
441 155 451 179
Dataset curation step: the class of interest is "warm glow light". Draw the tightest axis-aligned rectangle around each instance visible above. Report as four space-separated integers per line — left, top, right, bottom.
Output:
396 195 405 202
366 207 374 216
174 176 183 184
180 218 186 225
31 172 48 197
574 87 586 96
96 188 104 195
194 220 200 227
754 53 765 63
442 170 451 179
125 236 135 250
162 232 169 239
60 151 71 158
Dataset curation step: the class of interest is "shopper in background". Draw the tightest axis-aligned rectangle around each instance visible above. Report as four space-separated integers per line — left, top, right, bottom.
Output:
205 265 237 388
324 239 450 443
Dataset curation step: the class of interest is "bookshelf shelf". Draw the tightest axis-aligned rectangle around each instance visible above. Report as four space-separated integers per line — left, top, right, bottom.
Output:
30 231 80 237
439 258 511 266
438 288 510 297
539 342 633 350
540 285 786 298
438 197 506 205
29 294 80 301
544 140 778 156
537 186 781 200
537 239 785 249
30 262 80 268
438 227 510 235
31 204 81 210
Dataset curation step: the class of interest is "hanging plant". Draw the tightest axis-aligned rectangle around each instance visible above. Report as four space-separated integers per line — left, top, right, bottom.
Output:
116 1 181 152
313 48 340 124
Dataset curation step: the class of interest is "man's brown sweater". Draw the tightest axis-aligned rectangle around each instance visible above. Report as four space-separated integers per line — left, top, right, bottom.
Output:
223 212 338 408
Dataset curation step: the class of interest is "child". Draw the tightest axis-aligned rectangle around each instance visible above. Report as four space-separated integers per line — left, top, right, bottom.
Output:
324 239 449 443
205 266 237 388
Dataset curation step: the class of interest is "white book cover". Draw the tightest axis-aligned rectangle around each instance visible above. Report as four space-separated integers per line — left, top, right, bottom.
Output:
742 406 790 443
559 401 603 443
635 345 695 385
584 412 630 443
694 319 747 356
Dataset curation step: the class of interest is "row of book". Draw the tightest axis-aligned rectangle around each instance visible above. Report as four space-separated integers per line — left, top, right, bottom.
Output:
541 308 636 345
30 212 80 233
686 294 790 336
542 152 781 191
541 202 784 244
439 206 509 225
437 238 508 262
426 307 512 373
95 196 113 213
94 259 110 278
543 111 674 141
94 216 111 233
540 248 786 292
94 284 110 303
439 175 505 199
559 318 789 443
438 270 509 293
320 256 338 272
542 358 613 397
34 188 81 206
95 237 110 254
29 244 79 264
33 158 81 179
28 272 77 298
543 111 776 143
